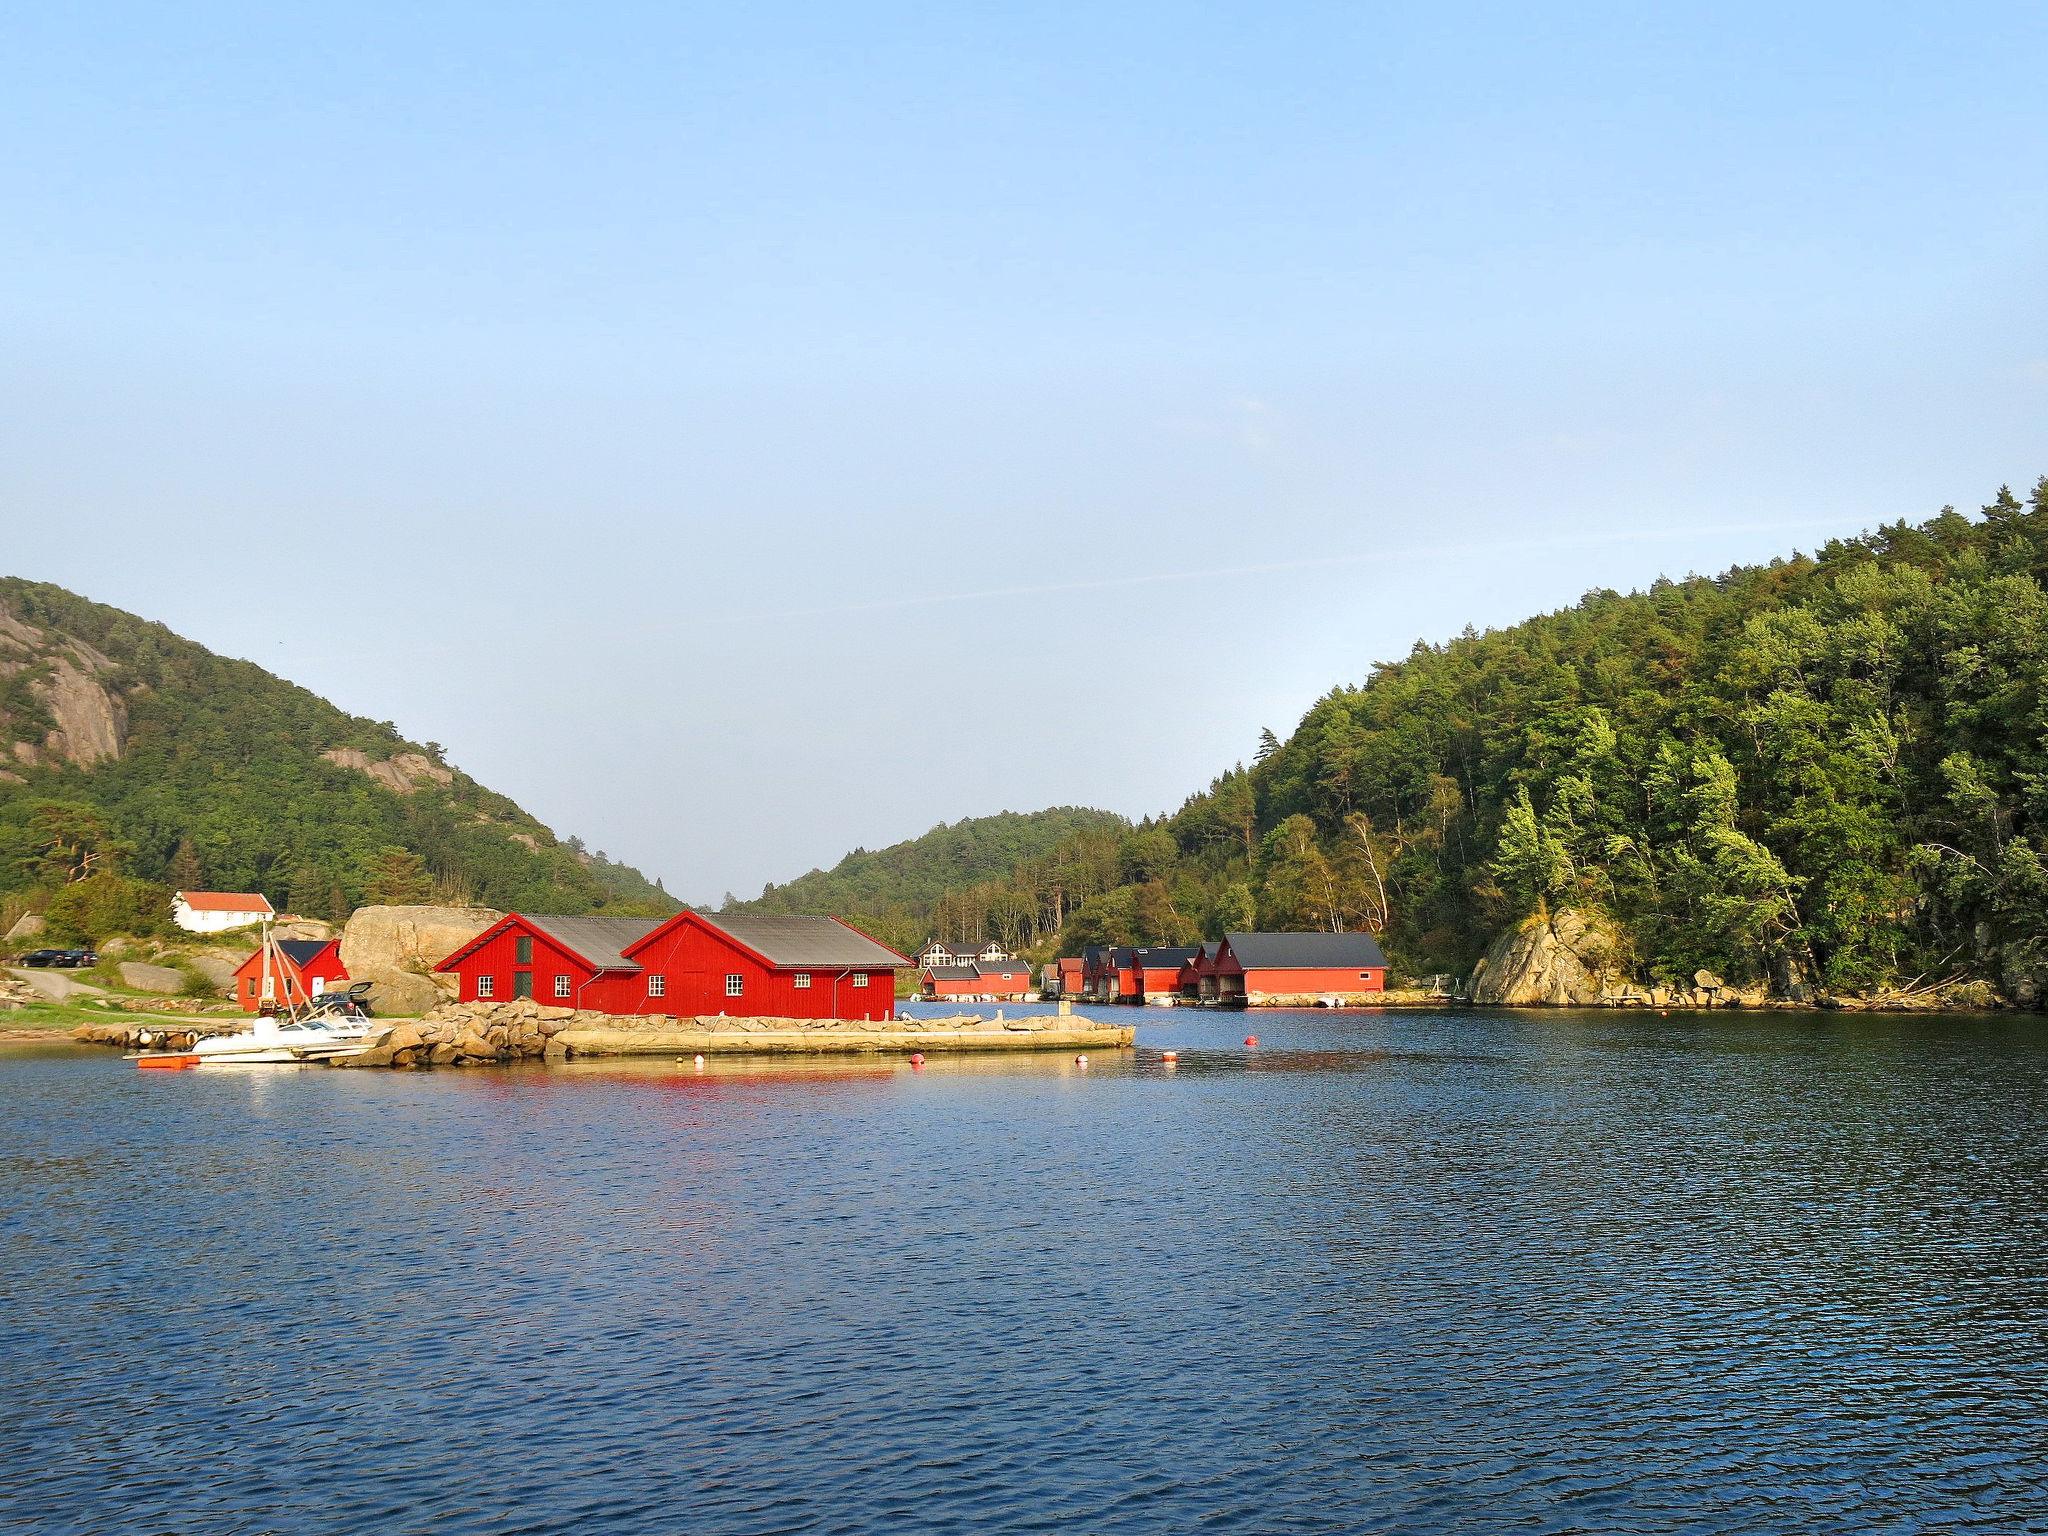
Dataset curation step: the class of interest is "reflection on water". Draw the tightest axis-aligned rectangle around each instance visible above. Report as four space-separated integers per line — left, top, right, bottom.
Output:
3 1007 2047 1534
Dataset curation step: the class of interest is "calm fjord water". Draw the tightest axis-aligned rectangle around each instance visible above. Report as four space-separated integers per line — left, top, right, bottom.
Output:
4 1005 2047 1535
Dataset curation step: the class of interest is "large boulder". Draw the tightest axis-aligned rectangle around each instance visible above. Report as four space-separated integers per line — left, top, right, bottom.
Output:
339 904 502 1017
1469 908 1628 1007
185 953 241 987
5 912 45 944
119 961 186 995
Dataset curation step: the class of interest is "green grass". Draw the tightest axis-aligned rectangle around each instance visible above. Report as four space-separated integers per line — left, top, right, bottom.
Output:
0 996 213 1032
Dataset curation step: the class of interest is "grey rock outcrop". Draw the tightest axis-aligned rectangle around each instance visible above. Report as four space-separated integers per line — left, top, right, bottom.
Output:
338 904 502 1017
118 962 186 995
1469 909 1626 1006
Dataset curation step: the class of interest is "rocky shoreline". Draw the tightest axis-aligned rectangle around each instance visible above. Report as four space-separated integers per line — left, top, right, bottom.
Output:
1467 909 2027 1012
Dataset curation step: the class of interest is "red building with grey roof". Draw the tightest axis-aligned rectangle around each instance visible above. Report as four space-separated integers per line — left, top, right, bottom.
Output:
435 911 909 1020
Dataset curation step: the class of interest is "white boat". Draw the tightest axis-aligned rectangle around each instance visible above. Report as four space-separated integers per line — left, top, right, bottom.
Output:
194 1012 379 1064
192 921 378 1065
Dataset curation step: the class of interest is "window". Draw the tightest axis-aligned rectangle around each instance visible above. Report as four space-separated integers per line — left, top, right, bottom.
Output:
478 975 496 998
648 974 666 999
244 977 257 998
852 974 869 989
553 975 570 999
725 974 744 998
515 935 533 965
793 972 811 989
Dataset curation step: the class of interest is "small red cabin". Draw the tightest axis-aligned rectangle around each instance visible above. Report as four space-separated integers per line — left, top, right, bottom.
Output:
1212 931 1388 1005
921 959 1033 1001
1129 946 1199 1004
435 910 908 1020
1055 957 1085 998
233 938 349 1012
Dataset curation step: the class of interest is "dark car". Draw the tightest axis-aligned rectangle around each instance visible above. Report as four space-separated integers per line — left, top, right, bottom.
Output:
19 948 98 969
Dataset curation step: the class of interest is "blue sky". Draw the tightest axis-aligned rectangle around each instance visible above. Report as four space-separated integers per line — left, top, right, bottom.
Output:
4 3 2045 901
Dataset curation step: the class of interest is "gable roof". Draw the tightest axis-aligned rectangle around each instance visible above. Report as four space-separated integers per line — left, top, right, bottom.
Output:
697 913 910 970
177 891 273 913
276 938 337 968
1222 931 1389 970
521 915 666 971
923 964 981 981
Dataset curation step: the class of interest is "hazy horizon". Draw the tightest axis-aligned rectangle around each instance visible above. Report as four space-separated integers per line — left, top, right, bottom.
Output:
6 4 2044 903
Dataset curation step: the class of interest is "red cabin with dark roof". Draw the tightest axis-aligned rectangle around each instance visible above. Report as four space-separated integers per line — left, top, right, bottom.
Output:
1129 946 1199 1004
920 959 1033 1001
1055 957 1085 999
232 938 348 1012
1211 931 1389 1005
435 911 908 1020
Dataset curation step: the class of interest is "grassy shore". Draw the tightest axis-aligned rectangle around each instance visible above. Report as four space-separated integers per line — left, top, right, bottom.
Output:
0 996 208 1039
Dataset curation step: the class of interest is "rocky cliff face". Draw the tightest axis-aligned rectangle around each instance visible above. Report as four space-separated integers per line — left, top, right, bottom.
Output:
1469 909 1624 1006
319 747 455 795
0 605 128 774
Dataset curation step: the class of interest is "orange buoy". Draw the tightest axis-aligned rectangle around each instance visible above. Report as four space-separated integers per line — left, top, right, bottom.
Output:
1244 1035 1259 1047
910 1052 926 1068
136 1054 200 1070
1161 1049 1179 1065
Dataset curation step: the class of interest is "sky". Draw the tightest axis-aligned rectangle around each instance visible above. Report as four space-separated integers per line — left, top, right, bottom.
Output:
3 3 2045 903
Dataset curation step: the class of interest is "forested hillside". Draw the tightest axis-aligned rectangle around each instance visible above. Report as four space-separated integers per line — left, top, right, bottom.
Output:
0 578 676 932
873 480 2048 1001
733 807 1129 956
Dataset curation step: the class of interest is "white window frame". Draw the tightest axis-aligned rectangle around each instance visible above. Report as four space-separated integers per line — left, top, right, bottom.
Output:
648 974 666 999
478 975 496 999
724 974 744 998
852 973 869 989
554 975 571 998
793 972 811 989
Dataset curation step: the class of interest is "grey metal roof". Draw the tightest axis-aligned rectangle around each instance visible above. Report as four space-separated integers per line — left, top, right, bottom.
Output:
524 915 666 971
710 913 909 969
1223 931 1389 970
923 964 980 980
1132 946 1200 968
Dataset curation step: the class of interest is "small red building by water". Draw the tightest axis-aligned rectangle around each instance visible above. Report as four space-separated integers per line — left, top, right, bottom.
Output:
1212 931 1388 1005
233 938 349 1012
920 958 1033 1001
1128 946 1199 1004
1055 957 1085 999
436 911 908 1020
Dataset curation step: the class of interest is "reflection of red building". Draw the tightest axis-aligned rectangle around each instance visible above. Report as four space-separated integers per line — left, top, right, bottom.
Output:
1212 932 1388 1005
921 960 1033 1001
234 938 349 1012
437 912 907 1020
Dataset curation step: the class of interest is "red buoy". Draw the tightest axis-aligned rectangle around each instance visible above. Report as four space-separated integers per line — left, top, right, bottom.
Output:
909 1052 926 1068
1161 1049 1179 1063
1244 1035 1259 1047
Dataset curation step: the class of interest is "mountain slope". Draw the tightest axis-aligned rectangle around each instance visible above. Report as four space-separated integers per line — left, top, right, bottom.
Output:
833 479 2048 1002
734 807 1131 956
0 578 676 920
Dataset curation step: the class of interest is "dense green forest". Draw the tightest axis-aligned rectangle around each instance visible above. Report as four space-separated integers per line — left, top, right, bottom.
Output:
792 480 2048 1001
732 807 1129 956
0 578 676 937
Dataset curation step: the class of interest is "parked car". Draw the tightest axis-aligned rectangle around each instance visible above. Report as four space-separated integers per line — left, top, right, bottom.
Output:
19 948 98 969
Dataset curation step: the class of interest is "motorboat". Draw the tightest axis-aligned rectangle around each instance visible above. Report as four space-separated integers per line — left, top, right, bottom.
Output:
194 1011 379 1065
191 926 378 1065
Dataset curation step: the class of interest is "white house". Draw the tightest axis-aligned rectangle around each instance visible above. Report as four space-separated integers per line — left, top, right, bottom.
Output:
172 890 274 935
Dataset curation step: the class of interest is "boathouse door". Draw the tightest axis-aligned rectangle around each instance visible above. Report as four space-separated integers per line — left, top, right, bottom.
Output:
513 971 533 1000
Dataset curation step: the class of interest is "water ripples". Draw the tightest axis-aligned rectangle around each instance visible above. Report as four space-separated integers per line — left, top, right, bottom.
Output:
3 1009 2047 1533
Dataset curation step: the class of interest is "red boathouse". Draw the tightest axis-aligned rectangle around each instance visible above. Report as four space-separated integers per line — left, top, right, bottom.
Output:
436 911 909 1020
233 938 349 1012
1128 946 1199 1004
1212 931 1388 1005
920 959 1033 1001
